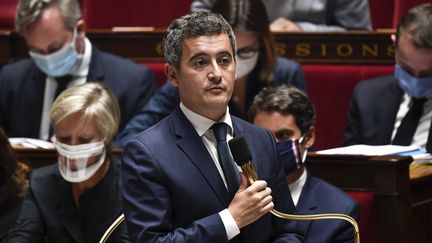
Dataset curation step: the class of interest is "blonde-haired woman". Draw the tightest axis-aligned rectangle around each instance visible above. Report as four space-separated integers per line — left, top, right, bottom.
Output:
6 83 129 242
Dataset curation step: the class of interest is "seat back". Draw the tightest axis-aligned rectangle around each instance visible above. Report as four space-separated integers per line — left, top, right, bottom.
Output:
368 0 395 29
0 0 18 29
82 0 192 29
392 0 431 28
347 191 376 243
304 64 394 150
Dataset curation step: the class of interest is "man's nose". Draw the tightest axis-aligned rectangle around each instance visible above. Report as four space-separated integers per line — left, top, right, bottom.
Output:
208 61 222 82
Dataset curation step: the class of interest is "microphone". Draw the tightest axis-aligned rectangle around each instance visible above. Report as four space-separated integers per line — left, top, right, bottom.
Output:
228 136 360 243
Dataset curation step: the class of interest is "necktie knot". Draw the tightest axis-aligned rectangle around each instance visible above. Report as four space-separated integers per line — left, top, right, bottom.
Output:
210 122 239 199
211 123 228 142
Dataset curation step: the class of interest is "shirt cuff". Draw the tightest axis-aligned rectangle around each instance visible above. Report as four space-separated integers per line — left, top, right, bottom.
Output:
219 209 240 240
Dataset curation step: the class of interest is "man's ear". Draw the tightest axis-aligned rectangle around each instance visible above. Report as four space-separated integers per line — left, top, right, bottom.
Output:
76 19 86 38
391 34 397 46
304 126 315 149
165 63 179 87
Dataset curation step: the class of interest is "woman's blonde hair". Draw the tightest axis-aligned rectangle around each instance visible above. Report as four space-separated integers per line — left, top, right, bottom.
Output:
50 83 121 144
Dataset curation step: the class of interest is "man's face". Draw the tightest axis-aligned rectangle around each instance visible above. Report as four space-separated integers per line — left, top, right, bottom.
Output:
253 110 314 153
254 110 311 179
396 34 432 78
253 111 302 142
167 33 236 121
23 6 83 55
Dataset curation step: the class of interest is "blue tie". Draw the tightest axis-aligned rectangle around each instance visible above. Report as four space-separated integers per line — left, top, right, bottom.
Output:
211 123 240 198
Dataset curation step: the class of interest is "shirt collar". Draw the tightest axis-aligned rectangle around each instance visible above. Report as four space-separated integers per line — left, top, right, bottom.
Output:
179 102 234 137
288 169 308 206
70 37 91 78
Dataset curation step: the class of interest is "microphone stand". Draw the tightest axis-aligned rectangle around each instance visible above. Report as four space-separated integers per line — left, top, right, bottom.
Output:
99 213 125 243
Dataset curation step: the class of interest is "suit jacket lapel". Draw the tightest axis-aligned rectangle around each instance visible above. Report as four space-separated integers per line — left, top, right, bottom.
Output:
379 78 403 143
172 108 231 206
86 46 105 82
296 174 315 236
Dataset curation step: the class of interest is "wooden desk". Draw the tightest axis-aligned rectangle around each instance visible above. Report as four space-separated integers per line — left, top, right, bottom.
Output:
14 147 122 169
2 30 395 64
307 153 432 243
15 147 57 169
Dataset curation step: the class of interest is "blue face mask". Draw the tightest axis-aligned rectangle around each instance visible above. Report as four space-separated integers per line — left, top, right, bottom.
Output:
29 28 82 77
395 64 432 98
276 136 307 175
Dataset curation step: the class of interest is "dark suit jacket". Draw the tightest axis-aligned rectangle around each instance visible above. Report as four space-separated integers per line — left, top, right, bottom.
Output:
343 75 403 146
5 156 128 243
121 107 303 242
0 46 156 141
297 174 360 243
116 57 306 147
0 197 23 242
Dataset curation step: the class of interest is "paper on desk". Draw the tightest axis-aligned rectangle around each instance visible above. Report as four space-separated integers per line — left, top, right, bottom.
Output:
316 144 420 156
410 153 432 164
9 137 55 149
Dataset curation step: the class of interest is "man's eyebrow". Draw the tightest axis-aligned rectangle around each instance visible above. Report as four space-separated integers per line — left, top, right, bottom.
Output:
188 52 207 61
218 50 233 56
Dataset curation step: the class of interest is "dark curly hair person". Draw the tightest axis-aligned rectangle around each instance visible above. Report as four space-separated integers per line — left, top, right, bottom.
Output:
0 128 29 241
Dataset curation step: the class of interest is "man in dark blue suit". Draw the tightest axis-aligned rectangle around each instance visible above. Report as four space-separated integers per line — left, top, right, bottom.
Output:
121 11 302 242
250 85 359 243
344 3 432 150
0 0 156 142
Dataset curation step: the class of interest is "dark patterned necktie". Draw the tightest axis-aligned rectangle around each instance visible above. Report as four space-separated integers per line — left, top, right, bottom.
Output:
54 75 74 99
211 123 240 198
393 98 426 146
49 75 73 138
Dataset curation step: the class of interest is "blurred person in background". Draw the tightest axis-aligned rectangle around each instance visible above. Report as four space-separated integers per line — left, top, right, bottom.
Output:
250 85 360 242
0 0 156 143
6 83 129 243
191 0 371 32
344 4 432 151
0 128 29 241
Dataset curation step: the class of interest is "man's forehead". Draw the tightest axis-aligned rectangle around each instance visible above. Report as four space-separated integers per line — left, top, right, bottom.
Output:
397 34 432 71
182 33 233 52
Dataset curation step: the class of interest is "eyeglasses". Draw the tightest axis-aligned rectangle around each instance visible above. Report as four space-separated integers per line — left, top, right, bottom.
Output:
236 48 259 59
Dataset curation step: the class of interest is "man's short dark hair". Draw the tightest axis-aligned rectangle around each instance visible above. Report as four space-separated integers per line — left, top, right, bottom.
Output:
163 11 237 69
249 85 316 134
396 3 432 48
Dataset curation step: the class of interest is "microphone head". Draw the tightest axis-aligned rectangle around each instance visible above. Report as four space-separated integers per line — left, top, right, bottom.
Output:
229 136 252 166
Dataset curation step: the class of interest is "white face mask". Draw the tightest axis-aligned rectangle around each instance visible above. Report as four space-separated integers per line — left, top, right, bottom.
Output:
236 51 259 80
55 141 106 183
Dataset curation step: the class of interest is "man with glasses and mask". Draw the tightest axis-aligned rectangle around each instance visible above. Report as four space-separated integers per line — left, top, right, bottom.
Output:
250 84 359 243
344 3 432 152
0 0 156 143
